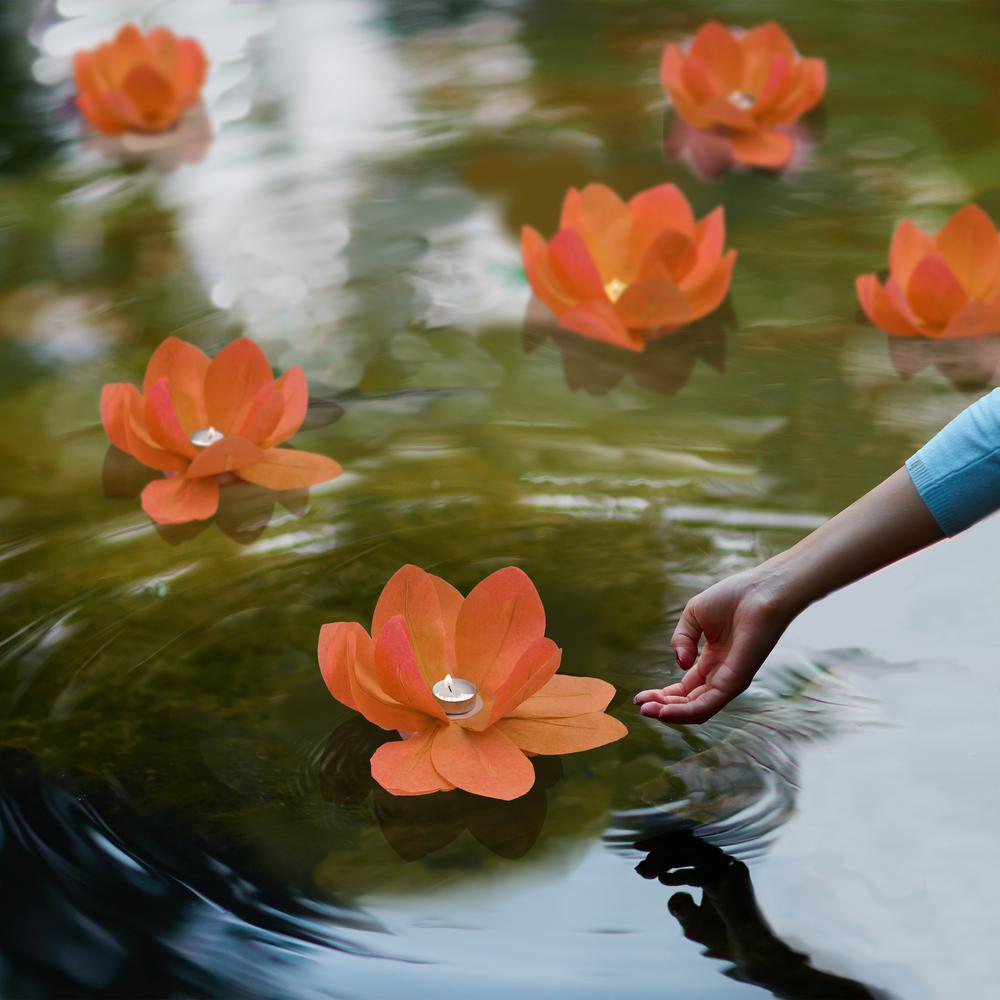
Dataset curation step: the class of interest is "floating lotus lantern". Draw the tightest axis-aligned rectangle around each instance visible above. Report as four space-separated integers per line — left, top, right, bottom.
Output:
661 22 826 170
521 183 735 352
101 337 342 524
857 206 1000 339
73 24 208 137
318 565 627 800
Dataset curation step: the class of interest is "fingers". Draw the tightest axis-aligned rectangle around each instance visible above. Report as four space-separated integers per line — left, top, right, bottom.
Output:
670 600 703 670
642 685 732 725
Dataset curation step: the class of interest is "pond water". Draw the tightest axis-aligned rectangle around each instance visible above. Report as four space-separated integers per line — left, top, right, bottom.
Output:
1 0 999 997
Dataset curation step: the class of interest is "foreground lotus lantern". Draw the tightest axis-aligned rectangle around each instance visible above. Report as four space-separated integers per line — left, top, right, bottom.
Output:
101 337 342 524
521 183 736 352
73 24 208 136
660 22 825 170
318 565 628 800
856 206 1000 339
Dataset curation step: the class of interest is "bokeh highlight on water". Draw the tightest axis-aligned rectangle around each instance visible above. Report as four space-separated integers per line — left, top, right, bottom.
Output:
2 0 1000 996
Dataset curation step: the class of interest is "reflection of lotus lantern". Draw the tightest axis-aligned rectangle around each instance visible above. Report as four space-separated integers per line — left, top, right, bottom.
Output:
318 565 627 800
857 206 1000 339
660 22 826 170
100 337 342 524
521 183 735 352
73 24 208 137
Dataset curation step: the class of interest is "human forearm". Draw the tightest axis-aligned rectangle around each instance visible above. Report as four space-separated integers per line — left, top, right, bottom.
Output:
754 467 944 616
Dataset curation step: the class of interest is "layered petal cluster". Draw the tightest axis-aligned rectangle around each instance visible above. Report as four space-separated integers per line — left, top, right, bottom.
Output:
521 183 735 352
101 337 342 524
856 206 1000 339
318 565 627 800
73 24 208 136
661 22 825 169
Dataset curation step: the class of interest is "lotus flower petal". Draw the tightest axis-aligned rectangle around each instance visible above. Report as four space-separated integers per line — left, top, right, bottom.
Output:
237 448 342 490
371 728 454 796
186 435 264 477
454 567 546 693
430 724 535 800
509 675 616 718
141 475 219 524
204 338 274 434
373 565 457 686
143 337 210 434
374 615 449 722
496 712 629 755
856 274 920 336
559 299 644 351
469 636 561 730
935 204 1000 300
907 254 967 329
262 367 309 447
689 22 744 93
890 220 936 287
729 129 794 168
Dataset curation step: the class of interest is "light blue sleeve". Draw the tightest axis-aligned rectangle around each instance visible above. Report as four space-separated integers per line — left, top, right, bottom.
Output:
905 387 1000 536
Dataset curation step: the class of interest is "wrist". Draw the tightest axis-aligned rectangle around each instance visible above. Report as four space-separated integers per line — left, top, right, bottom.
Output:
749 551 818 619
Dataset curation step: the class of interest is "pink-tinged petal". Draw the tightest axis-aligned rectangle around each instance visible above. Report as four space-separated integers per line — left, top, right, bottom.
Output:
204 338 274 434
144 377 197 458
509 674 616 718
521 226 581 316
237 383 284 446
935 205 1000 300
751 56 791 117
454 567 546 694
121 64 176 130
683 250 737 321
236 448 342 490
261 367 308 447
693 95 756 131
740 22 795 92
430 724 535 800
689 22 744 93
186 436 264 478
372 565 456 686
495 711 627 756
370 727 453 796
172 37 209 105
142 337 210 434
614 276 692 330
628 184 696 253
729 129 794 169
907 253 967 329
660 44 697 112
679 207 726 291
472 636 561 729
328 622 431 732
889 219 935 287
318 621 366 710
108 24 147 85
100 383 135 453
558 299 645 351
548 229 606 301
942 299 1000 339
559 185 631 280
120 386 187 473
141 475 219 524
856 274 921 336
374 615 449 721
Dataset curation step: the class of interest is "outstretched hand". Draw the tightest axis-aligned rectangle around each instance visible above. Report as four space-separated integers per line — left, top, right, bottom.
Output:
634 569 796 725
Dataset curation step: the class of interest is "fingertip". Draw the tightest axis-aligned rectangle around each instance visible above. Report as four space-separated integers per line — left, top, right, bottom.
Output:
639 702 662 718
634 690 659 704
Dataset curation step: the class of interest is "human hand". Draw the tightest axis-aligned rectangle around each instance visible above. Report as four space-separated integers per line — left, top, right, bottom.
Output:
634 569 797 724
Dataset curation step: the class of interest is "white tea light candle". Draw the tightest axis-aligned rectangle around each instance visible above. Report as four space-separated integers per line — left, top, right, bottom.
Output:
432 674 478 716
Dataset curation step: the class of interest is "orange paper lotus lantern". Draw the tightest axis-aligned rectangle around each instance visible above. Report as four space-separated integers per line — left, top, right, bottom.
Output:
856 206 1000 339
521 183 736 352
318 565 628 800
73 24 208 136
660 22 825 170
101 337 342 524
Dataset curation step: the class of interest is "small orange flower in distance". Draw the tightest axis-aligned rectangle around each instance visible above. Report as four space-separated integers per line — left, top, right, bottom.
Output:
318 565 628 800
521 183 736 352
101 337 342 524
856 206 1000 339
73 24 208 136
661 22 825 169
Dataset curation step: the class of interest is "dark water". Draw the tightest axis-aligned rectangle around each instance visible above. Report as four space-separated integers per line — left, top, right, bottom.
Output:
1 1 999 997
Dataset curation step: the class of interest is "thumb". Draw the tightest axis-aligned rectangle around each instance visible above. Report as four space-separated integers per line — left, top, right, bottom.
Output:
671 600 703 669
